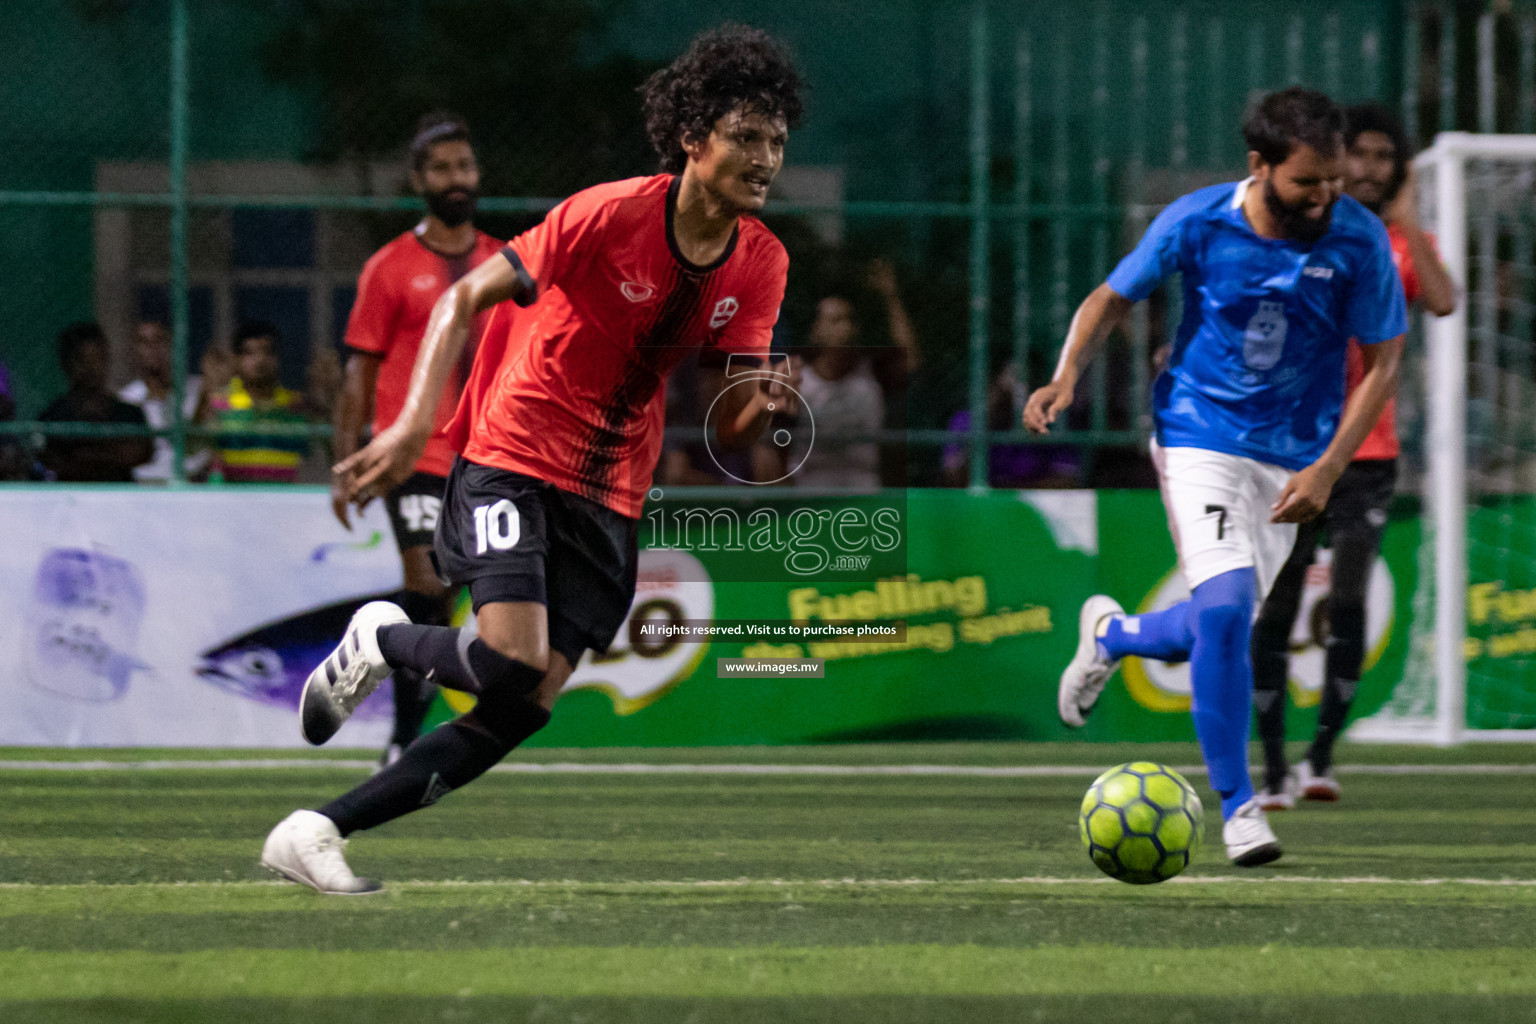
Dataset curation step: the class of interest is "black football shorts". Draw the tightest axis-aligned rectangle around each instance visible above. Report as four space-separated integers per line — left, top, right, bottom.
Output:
433 457 639 665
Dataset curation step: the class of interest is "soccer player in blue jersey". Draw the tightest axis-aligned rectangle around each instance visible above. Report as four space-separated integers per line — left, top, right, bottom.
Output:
1024 87 1407 866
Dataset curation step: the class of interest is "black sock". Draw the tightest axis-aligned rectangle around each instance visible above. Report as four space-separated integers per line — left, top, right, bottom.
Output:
1251 616 1291 791
388 667 434 747
387 591 450 745
1310 603 1364 776
321 699 551 835
396 588 450 628
378 623 481 695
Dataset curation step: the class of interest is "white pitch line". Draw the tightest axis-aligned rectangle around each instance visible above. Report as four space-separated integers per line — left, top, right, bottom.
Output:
2 759 1536 777
0 875 1533 891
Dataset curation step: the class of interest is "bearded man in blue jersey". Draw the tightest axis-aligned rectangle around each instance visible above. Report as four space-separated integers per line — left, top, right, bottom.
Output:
1024 87 1407 867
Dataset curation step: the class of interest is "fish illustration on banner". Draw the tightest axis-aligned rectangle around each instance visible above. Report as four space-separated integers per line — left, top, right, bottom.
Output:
196 593 398 718
23 547 150 702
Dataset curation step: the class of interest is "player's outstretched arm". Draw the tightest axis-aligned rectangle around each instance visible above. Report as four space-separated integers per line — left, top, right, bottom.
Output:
1271 334 1404 524
1023 284 1132 434
336 255 534 505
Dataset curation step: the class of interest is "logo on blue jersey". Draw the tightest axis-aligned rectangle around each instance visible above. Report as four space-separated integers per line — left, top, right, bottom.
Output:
1242 300 1288 371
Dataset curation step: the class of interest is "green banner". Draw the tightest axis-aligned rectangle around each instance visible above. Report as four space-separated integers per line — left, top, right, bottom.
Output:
424 489 1427 746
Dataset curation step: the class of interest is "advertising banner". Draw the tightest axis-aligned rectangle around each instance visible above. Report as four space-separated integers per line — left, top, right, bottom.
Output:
527 489 1418 747
0 488 403 747
0 486 1429 747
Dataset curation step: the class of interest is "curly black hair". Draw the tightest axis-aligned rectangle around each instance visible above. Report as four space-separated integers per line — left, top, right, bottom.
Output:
641 24 804 174
1243 86 1343 166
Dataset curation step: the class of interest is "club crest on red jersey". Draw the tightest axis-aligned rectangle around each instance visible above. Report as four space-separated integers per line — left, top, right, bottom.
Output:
411 273 439 291
710 296 739 328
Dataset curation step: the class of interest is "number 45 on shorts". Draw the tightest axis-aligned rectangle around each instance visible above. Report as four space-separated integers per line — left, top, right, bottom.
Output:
473 499 521 554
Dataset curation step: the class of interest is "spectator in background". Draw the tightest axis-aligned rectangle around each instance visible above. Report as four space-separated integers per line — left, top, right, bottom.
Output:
0 361 42 481
118 318 209 482
783 259 919 489
38 322 153 482
200 320 310 483
943 360 1081 488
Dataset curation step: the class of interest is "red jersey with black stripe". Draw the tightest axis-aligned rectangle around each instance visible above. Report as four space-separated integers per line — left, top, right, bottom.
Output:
344 229 502 477
1345 223 1435 461
447 174 786 518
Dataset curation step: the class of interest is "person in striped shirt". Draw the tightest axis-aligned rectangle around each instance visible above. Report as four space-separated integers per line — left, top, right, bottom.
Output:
202 321 310 484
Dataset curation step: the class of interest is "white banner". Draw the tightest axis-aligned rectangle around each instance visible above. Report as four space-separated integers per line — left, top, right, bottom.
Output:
0 488 403 747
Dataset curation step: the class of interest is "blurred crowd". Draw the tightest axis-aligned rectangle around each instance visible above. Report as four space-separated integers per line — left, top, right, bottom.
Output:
5 255 1135 490
1 317 341 484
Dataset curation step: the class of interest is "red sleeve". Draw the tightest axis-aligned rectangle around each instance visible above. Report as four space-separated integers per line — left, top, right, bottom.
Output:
713 239 787 358
510 181 628 297
344 248 399 355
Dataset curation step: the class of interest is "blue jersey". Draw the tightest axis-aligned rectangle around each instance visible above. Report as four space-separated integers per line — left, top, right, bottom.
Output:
1106 180 1408 470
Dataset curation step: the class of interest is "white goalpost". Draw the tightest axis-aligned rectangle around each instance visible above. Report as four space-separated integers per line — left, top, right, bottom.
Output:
1351 133 1536 745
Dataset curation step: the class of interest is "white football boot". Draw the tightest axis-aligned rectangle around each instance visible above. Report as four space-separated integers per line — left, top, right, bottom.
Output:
260 810 381 894
1257 771 1299 812
1223 796 1283 867
300 601 410 745
1057 595 1126 728
1296 761 1342 802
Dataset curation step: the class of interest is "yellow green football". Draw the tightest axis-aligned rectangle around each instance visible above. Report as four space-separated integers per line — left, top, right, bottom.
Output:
1079 762 1204 884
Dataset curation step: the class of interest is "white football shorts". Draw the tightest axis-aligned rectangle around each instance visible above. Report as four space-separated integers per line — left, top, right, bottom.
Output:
1150 441 1299 600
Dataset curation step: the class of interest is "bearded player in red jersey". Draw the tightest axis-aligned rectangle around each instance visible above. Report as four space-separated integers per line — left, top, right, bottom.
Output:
1251 102 1456 809
261 24 803 893
334 112 503 769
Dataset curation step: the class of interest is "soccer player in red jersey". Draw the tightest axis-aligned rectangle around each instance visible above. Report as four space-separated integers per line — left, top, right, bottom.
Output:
1252 103 1456 808
333 112 502 768
261 25 804 893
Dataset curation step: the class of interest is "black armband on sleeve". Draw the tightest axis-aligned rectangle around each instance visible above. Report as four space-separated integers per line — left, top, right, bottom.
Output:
500 246 538 307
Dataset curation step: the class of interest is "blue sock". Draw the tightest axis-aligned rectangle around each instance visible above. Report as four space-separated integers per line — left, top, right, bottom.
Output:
1186 568 1258 820
1100 602 1195 662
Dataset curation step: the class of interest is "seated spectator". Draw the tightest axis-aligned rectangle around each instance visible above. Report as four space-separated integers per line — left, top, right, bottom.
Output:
943 361 1081 488
200 321 310 483
37 322 154 482
118 318 209 482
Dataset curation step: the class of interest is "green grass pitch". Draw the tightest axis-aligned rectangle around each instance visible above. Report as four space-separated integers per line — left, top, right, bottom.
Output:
2 742 1534 1023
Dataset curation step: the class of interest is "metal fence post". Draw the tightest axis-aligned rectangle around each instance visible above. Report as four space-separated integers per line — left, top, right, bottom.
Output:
1013 28 1032 390
169 0 190 482
968 0 991 493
